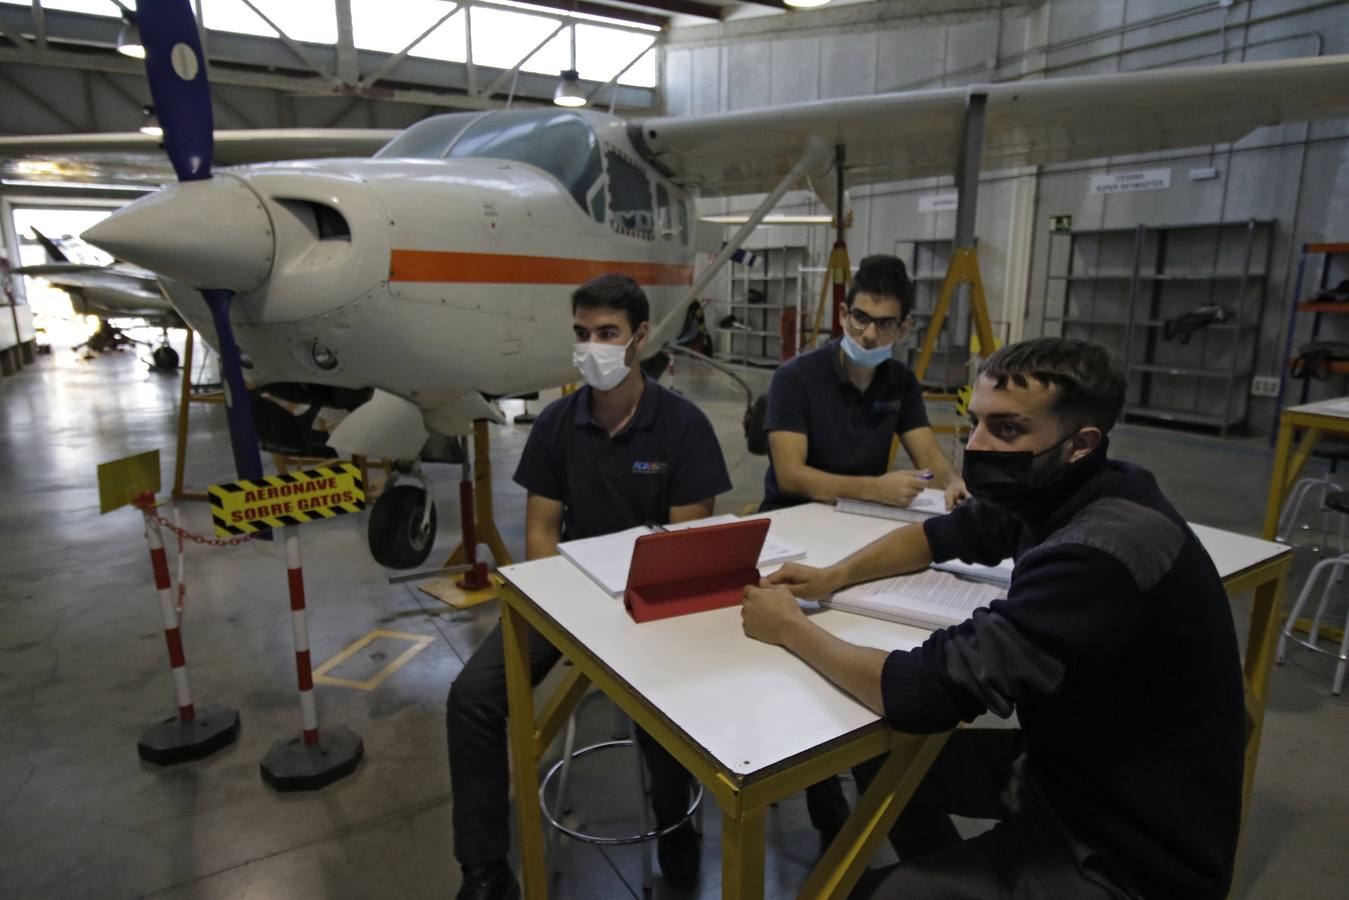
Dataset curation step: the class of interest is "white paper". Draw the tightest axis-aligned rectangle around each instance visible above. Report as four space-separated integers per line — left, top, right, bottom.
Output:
826 568 1003 630
836 487 947 523
557 515 807 597
556 525 651 597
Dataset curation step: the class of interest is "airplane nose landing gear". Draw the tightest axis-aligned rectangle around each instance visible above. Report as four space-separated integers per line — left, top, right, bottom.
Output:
368 467 437 569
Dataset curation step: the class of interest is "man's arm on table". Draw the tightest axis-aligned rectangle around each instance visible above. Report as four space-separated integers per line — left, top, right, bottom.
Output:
524 493 564 561
741 523 935 716
769 430 932 508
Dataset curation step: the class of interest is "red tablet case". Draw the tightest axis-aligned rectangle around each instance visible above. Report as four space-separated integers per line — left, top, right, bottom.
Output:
623 519 770 623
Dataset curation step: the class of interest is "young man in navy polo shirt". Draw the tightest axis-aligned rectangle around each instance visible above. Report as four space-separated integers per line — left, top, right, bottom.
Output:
763 254 968 847
743 338 1244 899
446 274 732 900
761 254 967 513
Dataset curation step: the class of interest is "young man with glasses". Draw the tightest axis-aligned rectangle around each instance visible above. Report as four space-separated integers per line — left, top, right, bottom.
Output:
760 253 967 513
760 254 968 851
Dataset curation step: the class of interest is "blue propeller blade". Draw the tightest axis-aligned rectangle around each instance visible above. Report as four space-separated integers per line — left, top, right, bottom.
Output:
136 0 213 182
137 0 264 489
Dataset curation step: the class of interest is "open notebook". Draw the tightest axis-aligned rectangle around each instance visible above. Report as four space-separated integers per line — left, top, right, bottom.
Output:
823 568 1005 630
836 487 948 524
558 514 806 598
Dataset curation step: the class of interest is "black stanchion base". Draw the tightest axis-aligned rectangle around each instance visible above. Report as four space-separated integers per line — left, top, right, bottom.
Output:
138 704 241 765
260 724 363 792
514 413 537 425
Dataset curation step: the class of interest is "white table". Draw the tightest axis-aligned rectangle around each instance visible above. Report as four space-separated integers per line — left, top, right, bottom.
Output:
497 503 1291 899
1262 395 1349 539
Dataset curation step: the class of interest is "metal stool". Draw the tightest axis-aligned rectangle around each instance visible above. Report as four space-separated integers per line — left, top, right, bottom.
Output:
1277 447 1349 551
1277 491 1349 694
539 690 703 893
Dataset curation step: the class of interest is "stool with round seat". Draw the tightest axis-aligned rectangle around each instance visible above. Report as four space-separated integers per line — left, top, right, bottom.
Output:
1277 444 1349 552
539 689 703 892
1277 491 1349 694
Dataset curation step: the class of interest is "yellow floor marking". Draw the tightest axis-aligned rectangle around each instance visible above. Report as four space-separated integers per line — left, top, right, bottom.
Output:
313 628 435 691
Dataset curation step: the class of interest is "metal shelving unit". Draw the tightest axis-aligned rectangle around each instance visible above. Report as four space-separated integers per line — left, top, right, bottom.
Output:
718 245 806 367
1043 219 1274 436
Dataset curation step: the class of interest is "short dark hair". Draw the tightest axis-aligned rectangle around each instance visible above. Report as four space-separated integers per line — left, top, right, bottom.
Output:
846 255 913 317
571 273 649 331
978 337 1127 433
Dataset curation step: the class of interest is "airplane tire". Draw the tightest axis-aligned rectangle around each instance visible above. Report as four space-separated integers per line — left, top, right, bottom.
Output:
368 485 437 569
152 346 180 370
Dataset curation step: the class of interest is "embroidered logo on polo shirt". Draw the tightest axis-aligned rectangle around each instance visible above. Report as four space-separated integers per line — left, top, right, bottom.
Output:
872 399 904 412
631 460 669 475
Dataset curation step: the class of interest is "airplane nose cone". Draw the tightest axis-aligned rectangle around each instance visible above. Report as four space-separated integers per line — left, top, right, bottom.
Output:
83 175 274 293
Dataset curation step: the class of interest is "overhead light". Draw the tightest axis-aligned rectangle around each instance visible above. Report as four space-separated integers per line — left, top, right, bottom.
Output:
139 105 162 137
553 70 586 108
784 0 832 7
116 12 145 59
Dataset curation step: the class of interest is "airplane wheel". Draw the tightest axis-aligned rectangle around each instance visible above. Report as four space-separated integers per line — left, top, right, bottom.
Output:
368 485 437 569
152 346 180 370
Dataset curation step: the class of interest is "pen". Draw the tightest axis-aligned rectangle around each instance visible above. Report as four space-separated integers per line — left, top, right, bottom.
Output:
645 521 669 533
918 471 934 481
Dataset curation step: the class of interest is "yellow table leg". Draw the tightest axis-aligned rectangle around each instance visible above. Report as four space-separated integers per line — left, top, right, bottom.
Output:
720 804 766 900
798 732 951 900
1241 571 1286 822
1262 418 1295 540
501 595 547 899
1283 427 1322 496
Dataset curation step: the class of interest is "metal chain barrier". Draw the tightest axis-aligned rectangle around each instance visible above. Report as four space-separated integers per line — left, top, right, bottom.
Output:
133 494 257 548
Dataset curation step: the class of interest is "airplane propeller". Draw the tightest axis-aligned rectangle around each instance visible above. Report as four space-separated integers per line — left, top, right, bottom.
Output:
134 0 264 483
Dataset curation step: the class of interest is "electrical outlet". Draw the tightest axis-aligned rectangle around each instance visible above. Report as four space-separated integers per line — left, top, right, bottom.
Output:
1250 376 1280 398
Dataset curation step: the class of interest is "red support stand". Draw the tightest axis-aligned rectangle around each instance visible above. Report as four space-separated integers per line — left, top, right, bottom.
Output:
260 524 363 791
134 495 239 764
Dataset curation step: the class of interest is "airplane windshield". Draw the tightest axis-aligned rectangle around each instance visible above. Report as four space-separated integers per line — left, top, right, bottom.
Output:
446 111 604 220
373 112 486 161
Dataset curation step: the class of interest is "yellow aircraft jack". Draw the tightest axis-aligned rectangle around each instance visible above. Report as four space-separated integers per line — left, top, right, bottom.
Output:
419 420 513 610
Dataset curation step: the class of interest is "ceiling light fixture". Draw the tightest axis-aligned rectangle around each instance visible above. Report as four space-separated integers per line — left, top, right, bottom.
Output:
784 0 832 8
116 11 146 59
139 105 162 137
553 26 587 108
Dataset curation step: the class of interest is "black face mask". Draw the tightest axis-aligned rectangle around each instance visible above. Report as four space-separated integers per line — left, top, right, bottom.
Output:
961 430 1080 512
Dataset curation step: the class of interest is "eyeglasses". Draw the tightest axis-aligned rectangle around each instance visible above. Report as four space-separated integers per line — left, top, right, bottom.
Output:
846 307 909 338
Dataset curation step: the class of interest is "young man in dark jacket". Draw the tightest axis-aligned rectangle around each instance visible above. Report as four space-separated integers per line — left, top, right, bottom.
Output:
742 337 1245 898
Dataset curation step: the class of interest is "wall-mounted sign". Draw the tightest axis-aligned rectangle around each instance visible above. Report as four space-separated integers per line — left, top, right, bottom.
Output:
1090 168 1172 195
918 193 959 213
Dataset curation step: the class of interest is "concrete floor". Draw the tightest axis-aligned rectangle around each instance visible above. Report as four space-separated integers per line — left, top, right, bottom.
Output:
1 339 1347 899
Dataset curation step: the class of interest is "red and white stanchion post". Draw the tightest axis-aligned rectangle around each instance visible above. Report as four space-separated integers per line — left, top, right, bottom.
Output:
134 493 240 764
259 524 363 791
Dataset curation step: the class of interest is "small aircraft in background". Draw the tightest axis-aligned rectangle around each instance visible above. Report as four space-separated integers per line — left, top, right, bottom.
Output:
6 0 1348 569
13 228 184 367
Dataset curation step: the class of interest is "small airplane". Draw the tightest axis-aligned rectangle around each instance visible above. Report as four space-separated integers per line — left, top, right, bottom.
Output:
7 0 1348 568
13 228 185 366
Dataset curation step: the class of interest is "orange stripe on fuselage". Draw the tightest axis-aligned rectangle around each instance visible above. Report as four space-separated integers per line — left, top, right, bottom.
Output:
389 250 693 287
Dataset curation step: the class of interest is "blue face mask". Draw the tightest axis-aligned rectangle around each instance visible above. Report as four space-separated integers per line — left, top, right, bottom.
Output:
841 333 893 369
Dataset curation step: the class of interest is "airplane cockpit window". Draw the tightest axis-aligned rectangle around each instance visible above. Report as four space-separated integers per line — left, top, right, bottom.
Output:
656 183 672 241
606 150 654 238
373 112 486 160
446 110 603 217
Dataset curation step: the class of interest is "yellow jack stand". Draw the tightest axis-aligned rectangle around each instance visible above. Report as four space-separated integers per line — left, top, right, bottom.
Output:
912 246 998 385
419 420 513 610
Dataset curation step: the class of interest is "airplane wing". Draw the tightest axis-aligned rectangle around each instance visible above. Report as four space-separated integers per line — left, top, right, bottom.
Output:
0 128 400 165
630 54 1349 195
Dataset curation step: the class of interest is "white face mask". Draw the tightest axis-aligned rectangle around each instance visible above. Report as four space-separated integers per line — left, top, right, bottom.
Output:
572 337 633 391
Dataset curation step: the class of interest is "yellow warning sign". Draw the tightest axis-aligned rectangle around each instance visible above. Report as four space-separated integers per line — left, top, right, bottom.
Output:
209 463 365 537
98 449 162 514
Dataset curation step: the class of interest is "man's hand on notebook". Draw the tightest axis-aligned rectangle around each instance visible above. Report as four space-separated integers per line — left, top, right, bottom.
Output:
872 470 931 508
762 561 842 601
741 584 808 646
